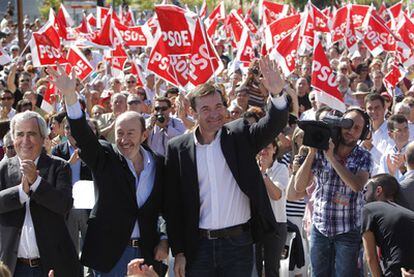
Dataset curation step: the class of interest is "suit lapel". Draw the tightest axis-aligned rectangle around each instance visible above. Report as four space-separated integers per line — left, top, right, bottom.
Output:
113 145 138 205
36 152 50 179
62 142 70 161
220 127 239 182
7 157 22 188
182 134 200 203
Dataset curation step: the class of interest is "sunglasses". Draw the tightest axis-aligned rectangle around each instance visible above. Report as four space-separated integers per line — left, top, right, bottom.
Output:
154 106 169 112
20 79 30 82
1 97 13 100
128 100 142 105
127 80 136 84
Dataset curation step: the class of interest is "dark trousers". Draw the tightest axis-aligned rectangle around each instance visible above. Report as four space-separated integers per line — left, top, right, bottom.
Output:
186 231 253 277
255 222 287 277
14 261 45 277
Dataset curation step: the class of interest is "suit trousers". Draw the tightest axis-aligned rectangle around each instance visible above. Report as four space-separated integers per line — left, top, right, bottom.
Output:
186 231 253 277
66 208 90 254
255 222 287 277
93 245 141 277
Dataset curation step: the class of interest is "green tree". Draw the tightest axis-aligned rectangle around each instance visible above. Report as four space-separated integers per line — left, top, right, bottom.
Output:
39 0 61 19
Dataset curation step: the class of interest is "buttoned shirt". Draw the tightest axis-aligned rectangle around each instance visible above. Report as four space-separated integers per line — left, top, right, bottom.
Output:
66 101 156 239
311 146 372 237
195 95 287 230
378 143 408 182
68 143 81 185
17 157 42 259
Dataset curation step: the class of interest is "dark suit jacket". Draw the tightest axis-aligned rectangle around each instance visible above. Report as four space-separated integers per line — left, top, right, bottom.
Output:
397 174 414 212
52 141 93 181
68 115 165 273
165 99 288 260
0 153 80 276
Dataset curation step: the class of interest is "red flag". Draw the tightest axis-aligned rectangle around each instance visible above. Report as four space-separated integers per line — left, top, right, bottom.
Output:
331 5 348 43
66 46 94 81
264 14 301 51
384 63 406 94
75 13 93 34
245 17 258 34
311 37 345 112
301 6 315 49
397 14 414 49
235 28 255 66
345 7 358 54
30 22 67 67
388 1 403 20
350 4 370 29
205 2 225 37
227 10 246 45
363 13 396 56
189 18 223 86
114 20 152 47
97 6 110 29
90 9 114 47
272 26 300 77
87 13 96 27
57 3 74 28
155 5 193 55
310 3 330 33
378 3 389 20
41 81 55 113
260 1 288 24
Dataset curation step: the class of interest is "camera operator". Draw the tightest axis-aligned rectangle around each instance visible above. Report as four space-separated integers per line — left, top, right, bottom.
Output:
147 97 186 156
294 108 372 276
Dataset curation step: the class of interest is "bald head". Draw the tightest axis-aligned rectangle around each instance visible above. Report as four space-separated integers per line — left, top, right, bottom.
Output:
115 111 147 160
406 141 414 169
116 111 146 132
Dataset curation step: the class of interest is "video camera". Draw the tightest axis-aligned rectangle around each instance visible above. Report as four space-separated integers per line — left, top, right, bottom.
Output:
298 113 354 150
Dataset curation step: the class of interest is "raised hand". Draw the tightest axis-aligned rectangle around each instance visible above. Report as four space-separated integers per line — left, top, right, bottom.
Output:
259 55 285 96
47 64 78 106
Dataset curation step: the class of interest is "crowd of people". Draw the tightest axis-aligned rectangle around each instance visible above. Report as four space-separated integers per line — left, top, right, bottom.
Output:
0 2 414 277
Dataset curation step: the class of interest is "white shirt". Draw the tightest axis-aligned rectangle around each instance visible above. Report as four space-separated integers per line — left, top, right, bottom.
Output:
378 143 407 182
195 95 287 230
66 101 156 239
267 161 289 223
372 121 391 154
124 147 155 238
300 108 316 121
17 157 42 259
7 108 16 120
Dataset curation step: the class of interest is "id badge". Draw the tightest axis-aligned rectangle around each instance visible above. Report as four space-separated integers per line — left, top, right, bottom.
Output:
332 191 351 206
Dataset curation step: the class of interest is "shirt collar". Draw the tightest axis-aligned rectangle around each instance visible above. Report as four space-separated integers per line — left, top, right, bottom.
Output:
18 155 40 166
193 127 222 146
121 146 152 169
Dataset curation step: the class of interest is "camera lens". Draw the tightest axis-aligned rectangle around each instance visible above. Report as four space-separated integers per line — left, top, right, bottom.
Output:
156 114 165 123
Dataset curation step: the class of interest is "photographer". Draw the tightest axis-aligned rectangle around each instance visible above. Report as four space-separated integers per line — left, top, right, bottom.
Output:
294 109 372 276
147 97 186 156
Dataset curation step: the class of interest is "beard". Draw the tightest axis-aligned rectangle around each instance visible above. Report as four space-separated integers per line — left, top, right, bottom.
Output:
339 135 359 147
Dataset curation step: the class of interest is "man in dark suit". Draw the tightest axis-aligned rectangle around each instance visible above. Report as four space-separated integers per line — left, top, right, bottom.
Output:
0 111 80 276
165 56 289 277
397 141 414 211
48 65 168 277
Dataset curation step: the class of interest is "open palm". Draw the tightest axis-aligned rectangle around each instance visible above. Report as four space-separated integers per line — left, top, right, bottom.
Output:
259 56 285 96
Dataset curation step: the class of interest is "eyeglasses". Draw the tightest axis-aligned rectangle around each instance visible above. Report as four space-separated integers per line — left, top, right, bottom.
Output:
1 97 13 100
20 79 30 83
154 106 169 112
128 100 142 105
127 80 136 84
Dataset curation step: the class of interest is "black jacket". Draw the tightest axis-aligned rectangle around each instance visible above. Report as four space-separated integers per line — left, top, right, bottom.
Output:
165 99 288 261
68 115 165 273
0 153 80 276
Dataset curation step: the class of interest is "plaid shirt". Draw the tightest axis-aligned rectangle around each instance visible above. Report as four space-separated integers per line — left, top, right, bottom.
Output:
311 145 372 237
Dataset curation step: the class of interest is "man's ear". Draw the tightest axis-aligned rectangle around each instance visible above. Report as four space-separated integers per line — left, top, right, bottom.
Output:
141 129 148 143
376 186 383 197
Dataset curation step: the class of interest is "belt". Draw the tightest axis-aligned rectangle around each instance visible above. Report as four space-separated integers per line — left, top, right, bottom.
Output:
129 239 140 248
17 258 41 268
200 222 250 240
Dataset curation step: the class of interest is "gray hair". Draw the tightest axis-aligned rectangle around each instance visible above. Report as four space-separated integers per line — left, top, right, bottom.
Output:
3 131 12 146
10 111 49 140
